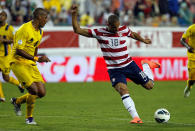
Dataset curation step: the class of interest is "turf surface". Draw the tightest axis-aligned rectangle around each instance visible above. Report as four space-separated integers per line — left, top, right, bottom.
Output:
0 81 195 131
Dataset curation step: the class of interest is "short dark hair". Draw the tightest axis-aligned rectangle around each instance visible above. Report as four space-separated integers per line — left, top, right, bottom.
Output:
33 8 48 19
0 10 7 17
108 15 119 25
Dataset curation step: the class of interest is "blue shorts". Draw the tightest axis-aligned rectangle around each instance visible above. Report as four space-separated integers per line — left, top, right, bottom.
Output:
107 61 149 87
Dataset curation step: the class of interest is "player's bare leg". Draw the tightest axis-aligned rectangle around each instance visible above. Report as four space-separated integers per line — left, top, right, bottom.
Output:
35 82 46 98
26 83 38 96
114 82 143 124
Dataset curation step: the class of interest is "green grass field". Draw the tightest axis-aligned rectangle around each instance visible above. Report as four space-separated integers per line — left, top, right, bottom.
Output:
0 81 195 131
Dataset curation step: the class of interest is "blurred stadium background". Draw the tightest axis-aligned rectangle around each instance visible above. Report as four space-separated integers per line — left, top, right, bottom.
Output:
2 0 195 27
1 0 195 130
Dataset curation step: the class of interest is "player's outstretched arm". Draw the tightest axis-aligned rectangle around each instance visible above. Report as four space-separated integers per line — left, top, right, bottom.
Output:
71 4 91 37
180 38 194 53
130 32 151 44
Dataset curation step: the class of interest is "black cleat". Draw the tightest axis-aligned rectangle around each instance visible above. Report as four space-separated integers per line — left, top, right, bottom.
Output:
26 117 37 125
11 97 22 116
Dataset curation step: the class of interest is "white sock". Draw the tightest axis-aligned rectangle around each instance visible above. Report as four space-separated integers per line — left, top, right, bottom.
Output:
121 94 139 118
142 63 154 81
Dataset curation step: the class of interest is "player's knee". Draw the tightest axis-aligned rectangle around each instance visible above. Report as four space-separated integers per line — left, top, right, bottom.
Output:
114 83 129 96
143 85 153 90
38 91 46 98
143 81 154 90
28 89 38 96
38 88 46 98
146 85 153 90
27 84 38 95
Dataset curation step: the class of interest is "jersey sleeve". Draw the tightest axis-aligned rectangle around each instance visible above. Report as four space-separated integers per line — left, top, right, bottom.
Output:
127 27 132 37
182 26 192 39
14 26 28 50
88 28 98 38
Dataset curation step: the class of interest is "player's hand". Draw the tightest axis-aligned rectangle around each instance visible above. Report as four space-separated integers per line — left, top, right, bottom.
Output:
71 4 78 14
37 56 51 63
188 47 194 53
143 38 152 44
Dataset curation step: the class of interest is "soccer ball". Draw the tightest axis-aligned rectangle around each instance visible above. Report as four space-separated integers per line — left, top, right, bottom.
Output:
154 108 170 123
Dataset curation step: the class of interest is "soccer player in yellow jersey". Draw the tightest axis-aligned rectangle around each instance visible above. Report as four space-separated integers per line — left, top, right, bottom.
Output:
181 24 195 97
10 8 50 124
0 10 24 102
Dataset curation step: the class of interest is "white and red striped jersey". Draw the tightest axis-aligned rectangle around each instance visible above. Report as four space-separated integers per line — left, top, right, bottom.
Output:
88 25 133 69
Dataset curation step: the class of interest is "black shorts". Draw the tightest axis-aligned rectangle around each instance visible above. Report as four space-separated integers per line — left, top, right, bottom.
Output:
107 61 149 87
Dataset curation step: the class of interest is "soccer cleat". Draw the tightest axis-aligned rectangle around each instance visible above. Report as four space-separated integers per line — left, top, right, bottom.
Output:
26 117 37 125
18 86 24 93
184 86 191 97
130 117 143 124
10 97 22 116
0 98 5 102
141 60 160 69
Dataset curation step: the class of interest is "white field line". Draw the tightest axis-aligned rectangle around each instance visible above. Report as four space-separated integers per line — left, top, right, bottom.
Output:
1 115 195 126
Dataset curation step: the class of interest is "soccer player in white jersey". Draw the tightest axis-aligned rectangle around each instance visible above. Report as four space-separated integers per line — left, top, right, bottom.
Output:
71 5 160 124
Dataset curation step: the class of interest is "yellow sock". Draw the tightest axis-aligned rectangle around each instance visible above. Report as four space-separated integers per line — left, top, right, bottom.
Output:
0 81 5 98
9 77 20 86
16 93 30 104
26 94 37 118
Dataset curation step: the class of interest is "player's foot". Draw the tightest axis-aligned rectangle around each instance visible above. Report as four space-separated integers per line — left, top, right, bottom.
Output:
130 117 143 124
184 86 191 97
18 85 24 93
141 60 160 69
0 98 5 102
26 117 37 125
10 97 22 116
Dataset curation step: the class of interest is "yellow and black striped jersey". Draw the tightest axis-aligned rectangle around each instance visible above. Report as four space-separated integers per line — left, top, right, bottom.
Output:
0 23 14 56
12 21 43 64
